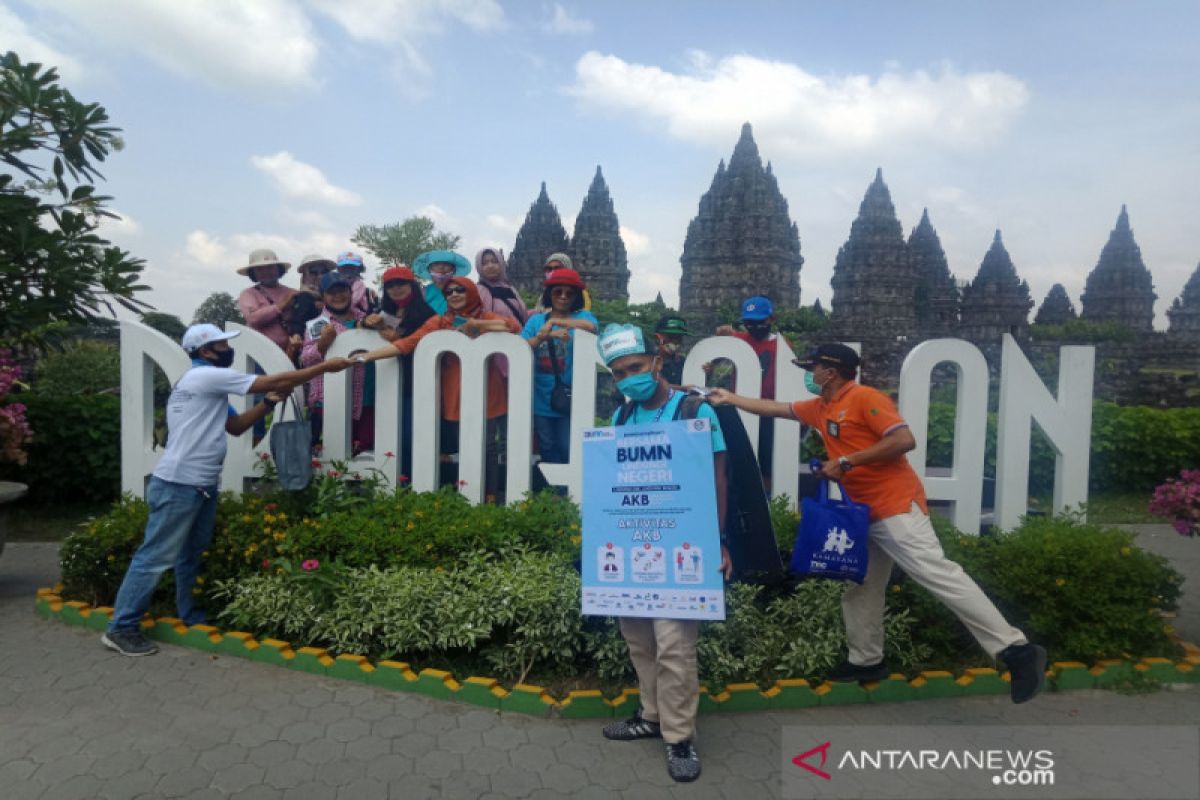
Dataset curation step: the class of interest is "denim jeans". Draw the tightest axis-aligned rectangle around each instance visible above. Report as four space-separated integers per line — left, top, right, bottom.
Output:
534 414 571 464
108 475 218 632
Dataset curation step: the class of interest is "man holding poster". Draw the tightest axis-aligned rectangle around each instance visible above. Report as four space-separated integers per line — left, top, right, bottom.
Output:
586 324 730 784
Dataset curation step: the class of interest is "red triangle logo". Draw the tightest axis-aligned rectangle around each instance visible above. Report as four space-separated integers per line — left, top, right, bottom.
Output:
792 740 832 780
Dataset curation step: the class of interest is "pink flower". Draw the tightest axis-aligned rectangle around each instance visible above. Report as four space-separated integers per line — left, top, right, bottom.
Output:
457 479 468 487
384 451 395 459
352 472 362 480
301 559 320 572
310 458 322 468
259 452 271 461
261 558 271 569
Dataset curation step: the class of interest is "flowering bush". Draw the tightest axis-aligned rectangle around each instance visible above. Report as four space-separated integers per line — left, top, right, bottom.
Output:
1149 469 1200 537
0 349 32 465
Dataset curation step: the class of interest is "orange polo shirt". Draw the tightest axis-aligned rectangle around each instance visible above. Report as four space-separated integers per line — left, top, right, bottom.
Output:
790 382 927 522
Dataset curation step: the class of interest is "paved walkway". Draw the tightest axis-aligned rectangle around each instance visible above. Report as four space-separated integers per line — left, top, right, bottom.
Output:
2 525 1198 799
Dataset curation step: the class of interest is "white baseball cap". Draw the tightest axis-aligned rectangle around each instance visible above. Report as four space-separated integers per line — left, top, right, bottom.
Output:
181 324 240 353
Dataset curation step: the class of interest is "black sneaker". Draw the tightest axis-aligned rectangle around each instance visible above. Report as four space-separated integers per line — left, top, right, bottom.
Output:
1000 642 1047 704
827 659 890 683
602 711 662 741
665 740 701 782
101 630 159 657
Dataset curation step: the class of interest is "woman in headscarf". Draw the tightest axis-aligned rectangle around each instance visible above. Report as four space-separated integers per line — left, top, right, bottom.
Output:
413 250 471 316
363 266 439 480
475 247 529 323
362 276 520 490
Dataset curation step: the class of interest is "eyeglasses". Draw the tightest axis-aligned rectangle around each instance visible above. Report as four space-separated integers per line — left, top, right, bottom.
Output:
444 285 468 296
310 266 332 275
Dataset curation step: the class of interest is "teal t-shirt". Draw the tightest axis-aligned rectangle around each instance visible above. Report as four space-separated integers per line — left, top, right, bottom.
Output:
609 390 727 453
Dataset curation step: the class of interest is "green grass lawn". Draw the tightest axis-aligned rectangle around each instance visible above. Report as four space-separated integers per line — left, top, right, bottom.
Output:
1028 491 1167 525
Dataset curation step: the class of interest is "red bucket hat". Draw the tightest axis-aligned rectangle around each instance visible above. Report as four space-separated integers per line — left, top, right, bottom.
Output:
382 266 416 284
543 268 586 290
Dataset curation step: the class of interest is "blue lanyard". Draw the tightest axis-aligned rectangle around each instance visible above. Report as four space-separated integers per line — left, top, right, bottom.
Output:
643 390 676 424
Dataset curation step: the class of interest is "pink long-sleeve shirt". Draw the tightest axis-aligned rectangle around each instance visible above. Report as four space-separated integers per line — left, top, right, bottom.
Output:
237 284 293 349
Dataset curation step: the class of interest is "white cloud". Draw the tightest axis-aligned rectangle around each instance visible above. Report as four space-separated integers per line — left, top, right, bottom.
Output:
485 213 521 235
542 3 592 35
569 52 1030 157
98 209 141 236
251 152 362 207
308 0 505 96
619 225 650 257
415 203 453 226
0 3 85 82
185 230 228 266
44 0 319 91
308 0 506 41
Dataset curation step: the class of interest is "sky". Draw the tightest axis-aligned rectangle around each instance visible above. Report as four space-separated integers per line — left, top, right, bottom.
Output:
4 0 1199 328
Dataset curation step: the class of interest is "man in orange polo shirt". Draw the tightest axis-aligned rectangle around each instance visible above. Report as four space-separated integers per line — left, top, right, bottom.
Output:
708 343 1048 704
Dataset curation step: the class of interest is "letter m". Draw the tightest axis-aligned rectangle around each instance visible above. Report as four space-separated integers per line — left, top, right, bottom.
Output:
410 330 534 502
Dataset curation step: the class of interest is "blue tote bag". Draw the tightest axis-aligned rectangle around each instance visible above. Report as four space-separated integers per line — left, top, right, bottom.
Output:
790 479 871 583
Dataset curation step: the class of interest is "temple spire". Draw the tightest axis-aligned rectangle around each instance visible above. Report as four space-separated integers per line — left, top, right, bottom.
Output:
908 208 958 337
570 165 628 301
959 230 1033 346
508 182 570 294
1080 205 1156 333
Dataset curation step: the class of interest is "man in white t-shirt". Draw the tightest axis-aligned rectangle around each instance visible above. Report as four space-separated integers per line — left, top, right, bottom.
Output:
102 324 354 657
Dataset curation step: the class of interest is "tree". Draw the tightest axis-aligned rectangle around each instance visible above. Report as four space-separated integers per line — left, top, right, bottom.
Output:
192 291 244 328
0 52 148 348
140 311 186 341
352 215 461 269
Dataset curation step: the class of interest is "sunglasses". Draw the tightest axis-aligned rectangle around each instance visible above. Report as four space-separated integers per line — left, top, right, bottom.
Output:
550 287 577 296
444 285 468 296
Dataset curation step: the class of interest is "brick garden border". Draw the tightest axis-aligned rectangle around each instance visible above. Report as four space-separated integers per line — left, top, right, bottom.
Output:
37 588 1200 718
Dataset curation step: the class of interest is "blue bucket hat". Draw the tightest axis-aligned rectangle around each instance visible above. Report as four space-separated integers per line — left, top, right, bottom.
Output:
413 250 471 281
320 271 353 294
598 323 654 366
740 296 774 321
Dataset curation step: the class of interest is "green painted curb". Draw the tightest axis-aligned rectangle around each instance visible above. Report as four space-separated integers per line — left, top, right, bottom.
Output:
864 675 920 704
35 590 1200 719
1050 661 1095 691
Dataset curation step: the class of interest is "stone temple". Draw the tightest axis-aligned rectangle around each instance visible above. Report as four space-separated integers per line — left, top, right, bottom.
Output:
678 123 802 331
569 166 629 302
1168 262 1200 342
1034 283 1077 326
830 169 917 345
507 182 570 296
1080 206 1156 333
908 208 960 339
959 231 1034 347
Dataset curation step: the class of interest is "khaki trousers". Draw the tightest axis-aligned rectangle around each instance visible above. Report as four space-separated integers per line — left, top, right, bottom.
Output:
843 503 1027 665
619 617 700 743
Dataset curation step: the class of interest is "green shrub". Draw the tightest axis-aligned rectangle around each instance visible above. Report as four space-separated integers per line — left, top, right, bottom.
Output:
0 393 121 504
32 340 120 396
60 483 1186 687
893 515 1183 666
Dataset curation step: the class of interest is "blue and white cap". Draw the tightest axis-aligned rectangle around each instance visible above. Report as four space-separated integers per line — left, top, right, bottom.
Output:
181 323 239 353
597 323 652 366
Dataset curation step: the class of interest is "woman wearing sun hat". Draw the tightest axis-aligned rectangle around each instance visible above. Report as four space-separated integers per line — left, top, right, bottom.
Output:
413 249 471 316
236 248 295 351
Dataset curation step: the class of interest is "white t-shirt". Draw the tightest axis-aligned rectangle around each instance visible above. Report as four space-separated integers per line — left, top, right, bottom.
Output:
153 365 256 487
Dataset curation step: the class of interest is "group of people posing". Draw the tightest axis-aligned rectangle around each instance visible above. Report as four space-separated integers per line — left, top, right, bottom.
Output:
102 248 1049 786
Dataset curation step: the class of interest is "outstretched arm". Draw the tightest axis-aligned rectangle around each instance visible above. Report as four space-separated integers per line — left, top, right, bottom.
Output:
706 388 793 418
248 358 354 395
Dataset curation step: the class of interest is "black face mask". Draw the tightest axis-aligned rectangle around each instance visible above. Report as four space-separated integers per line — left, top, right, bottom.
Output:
744 323 771 340
209 349 235 368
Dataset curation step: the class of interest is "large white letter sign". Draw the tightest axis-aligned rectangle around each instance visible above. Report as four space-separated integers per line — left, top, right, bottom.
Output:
221 323 302 491
536 330 601 503
410 331 535 503
681 336 763 454
995 334 1095 530
899 339 989 534
120 321 189 496
318 329 401 486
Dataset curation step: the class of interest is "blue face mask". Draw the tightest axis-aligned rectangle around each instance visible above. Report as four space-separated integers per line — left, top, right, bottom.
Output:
618 372 659 402
804 370 821 395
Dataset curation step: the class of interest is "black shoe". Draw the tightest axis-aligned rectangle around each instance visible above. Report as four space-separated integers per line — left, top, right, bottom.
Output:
1000 643 1047 704
828 659 889 683
665 740 701 782
102 630 159 657
603 711 662 741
